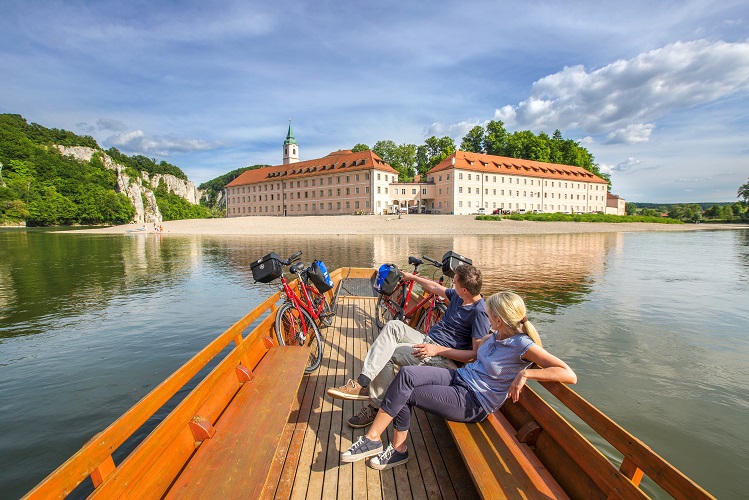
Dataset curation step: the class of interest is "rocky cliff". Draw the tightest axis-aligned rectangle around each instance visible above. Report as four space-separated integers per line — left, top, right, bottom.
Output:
56 146 203 224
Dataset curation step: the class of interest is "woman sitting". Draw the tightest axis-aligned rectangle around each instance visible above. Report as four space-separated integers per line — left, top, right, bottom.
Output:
340 291 577 469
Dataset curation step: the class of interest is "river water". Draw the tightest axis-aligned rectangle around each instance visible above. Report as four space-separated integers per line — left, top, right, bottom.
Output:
1 228 747 499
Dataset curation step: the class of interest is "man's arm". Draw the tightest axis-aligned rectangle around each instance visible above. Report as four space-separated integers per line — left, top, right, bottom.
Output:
401 271 448 299
412 335 484 363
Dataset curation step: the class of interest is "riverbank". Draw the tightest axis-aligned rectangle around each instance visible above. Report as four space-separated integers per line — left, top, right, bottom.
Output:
67 215 746 235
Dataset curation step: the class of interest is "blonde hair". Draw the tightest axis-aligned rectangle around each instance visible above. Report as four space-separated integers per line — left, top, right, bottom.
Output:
485 291 542 347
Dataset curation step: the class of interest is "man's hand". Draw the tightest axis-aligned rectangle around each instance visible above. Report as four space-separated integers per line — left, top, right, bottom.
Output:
412 343 444 360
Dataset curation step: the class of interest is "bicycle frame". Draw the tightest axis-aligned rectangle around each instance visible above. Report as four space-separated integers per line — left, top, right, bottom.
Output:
389 274 445 327
279 275 324 334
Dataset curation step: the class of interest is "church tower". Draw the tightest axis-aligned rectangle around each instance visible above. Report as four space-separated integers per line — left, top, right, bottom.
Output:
283 121 299 164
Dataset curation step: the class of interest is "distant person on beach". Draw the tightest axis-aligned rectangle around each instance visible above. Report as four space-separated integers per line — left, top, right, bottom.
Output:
327 264 490 428
339 291 577 470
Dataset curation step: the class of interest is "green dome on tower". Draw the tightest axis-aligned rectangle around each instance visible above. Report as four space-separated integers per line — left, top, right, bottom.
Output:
283 122 297 146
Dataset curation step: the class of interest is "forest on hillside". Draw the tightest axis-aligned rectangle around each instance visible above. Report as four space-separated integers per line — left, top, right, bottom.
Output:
0 114 208 226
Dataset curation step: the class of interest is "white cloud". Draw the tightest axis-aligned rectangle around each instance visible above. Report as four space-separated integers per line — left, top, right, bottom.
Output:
104 130 218 156
425 120 483 139
605 123 655 144
495 39 749 139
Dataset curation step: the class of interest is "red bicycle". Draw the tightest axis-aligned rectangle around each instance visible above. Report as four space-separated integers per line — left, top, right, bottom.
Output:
273 251 335 373
375 255 447 334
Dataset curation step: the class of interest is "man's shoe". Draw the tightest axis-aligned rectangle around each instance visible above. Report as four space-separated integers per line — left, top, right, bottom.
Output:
341 436 383 462
327 379 369 401
368 444 409 470
349 404 378 428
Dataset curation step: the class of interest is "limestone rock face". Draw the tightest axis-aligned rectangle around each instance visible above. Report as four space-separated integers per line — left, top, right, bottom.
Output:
56 146 204 224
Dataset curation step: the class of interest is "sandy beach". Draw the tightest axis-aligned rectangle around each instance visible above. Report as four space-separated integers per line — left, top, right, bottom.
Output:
69 215 746 236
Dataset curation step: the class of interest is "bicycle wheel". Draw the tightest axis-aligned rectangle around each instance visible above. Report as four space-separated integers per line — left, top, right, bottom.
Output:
312 292 334 327
375 285 404 329
416 302 447 335
275 302 324 373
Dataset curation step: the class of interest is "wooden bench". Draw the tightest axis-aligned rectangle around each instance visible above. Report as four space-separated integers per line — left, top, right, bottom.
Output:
447 410 569 500
164 345 310 499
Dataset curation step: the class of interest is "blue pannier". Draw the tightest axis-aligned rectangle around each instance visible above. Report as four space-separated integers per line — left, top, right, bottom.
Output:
309 260 334 293
373 264 401 295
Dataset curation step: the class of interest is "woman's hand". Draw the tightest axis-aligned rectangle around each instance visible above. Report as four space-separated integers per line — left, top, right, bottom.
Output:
509 370 528 402
412 343 443 360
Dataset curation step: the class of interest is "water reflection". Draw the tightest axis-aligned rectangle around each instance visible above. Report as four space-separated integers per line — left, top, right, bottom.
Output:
206 232 621 314
0 233 197 338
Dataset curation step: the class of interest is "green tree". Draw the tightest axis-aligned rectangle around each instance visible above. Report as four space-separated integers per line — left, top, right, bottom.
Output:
351 143 370 152
416 136 455 176
483 120 508 156
738 177 749 204
625 202 637 215
460 125 485 153
27 185 77 226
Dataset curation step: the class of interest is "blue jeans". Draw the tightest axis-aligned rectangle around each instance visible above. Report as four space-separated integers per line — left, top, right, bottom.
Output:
379 366 488 431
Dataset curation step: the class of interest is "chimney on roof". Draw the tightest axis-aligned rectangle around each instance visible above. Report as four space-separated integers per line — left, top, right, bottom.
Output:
451 156 456 166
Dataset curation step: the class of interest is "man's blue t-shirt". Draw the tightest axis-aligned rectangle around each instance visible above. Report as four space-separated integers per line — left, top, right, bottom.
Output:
426 288 490 351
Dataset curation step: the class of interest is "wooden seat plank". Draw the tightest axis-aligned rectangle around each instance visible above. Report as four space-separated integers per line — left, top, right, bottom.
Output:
447 408 569 500
164 346 309 500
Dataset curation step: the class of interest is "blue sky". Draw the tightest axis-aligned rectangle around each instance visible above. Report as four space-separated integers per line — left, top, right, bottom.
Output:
1 0 748 203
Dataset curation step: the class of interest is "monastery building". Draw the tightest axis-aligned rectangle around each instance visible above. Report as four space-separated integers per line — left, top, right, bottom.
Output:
225 126 616 216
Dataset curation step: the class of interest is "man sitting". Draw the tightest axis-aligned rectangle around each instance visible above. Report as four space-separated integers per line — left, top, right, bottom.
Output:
327 264 490 428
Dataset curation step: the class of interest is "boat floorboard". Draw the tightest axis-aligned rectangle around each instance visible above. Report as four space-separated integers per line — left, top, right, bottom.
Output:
262 295 479 499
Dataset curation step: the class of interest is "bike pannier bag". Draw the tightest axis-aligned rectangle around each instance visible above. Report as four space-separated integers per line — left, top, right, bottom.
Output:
251 252 283 283
373 263 401 295
441 251 472 278
309 260 334 293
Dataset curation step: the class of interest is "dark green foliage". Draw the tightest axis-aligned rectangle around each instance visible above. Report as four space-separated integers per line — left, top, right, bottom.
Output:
0 113 195 226
372 141 418 181
416 136 456 176
105 148 187 180
462 121 611 188
351 143 370 152
198 165 267 208
154 184 211 220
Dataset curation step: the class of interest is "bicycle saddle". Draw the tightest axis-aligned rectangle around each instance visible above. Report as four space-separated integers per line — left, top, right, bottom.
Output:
408 256 423 266
290 262 306 274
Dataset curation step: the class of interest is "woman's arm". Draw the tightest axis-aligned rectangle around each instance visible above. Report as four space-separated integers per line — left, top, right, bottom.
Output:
401 271 448 299
508 345 577 402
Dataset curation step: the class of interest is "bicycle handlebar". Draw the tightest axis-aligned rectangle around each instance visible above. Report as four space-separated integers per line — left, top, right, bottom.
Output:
422 255 442 267
284 250 303 265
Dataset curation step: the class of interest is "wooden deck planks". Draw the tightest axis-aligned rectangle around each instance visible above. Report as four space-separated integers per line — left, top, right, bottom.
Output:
270 296 479 499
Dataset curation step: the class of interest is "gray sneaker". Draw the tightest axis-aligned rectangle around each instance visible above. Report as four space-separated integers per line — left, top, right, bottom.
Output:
348 404 377 428
341 436 383 463
369 444 409 470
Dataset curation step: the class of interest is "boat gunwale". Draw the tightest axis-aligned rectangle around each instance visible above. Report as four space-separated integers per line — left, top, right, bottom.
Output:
23 266 715 499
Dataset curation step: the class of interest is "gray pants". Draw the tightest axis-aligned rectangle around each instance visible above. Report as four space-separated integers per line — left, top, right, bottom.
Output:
361 320 457 408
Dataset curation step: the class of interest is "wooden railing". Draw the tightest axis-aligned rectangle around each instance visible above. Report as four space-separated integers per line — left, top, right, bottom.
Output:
23 271 328 499
499 379 715 499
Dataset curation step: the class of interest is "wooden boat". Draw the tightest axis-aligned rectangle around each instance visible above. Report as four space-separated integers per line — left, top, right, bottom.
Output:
24 268 714 499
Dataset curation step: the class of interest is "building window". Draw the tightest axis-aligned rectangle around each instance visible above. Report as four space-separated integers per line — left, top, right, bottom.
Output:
459 187 463 193
468 174 471 180
366 173 370 180
458 173 463 180
377 186 381 194
377 173 381 180
422 188 427 195
346 201 350 208
385 188 388 194
356 174 359 181
355 187 359 194
355 201 360 209
439 188 442 194
447 174 450 180
459 201 463 207
366 186 370 193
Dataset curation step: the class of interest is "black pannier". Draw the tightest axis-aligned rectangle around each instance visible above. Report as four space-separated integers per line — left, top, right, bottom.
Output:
251 252 283 283
372 263 402 295
441 251 472 278
308 260 334 293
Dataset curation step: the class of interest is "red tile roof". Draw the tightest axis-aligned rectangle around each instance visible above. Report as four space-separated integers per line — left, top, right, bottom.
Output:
226 150 398 187
428 151 609 184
